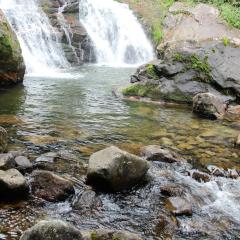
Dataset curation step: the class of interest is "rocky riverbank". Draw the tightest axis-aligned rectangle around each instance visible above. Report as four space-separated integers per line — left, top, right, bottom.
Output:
1 124 240 239
122 3 240 120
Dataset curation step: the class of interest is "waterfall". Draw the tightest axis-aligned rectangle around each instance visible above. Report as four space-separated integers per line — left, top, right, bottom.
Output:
0 0 70 74
79 0 154 66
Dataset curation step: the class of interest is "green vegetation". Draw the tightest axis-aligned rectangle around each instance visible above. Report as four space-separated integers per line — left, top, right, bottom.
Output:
222 37 230 46
122 83 192 102
173 53 212 82
119 0 239 45
146 64 159 79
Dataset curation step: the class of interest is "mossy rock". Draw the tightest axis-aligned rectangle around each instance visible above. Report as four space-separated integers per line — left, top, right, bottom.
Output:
0 10 25 86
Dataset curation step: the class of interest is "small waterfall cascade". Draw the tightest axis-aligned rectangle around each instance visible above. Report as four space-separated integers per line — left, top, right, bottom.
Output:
0 0 70 74
79 0 154 66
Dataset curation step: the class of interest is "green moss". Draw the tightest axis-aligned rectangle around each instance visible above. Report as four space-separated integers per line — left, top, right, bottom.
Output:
173 53 212 82
91 232 98 240
146 64 159 79
222 37 230 46
122 83 192 103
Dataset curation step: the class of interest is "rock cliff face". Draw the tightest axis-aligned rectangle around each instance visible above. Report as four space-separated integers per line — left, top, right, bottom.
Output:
123 3 240 104
40 0 95 65
0 10 25 86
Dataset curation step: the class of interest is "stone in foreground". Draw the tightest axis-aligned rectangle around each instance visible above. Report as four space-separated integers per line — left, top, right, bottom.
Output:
0 153 15 170
0 169 29 199
81 229 143 240
0 126 8 153
87 146 150 191
193 93 226 119
166 197 192 216
15 156 33 172
140 145 186 163
20 220 82 240
30 170 74 202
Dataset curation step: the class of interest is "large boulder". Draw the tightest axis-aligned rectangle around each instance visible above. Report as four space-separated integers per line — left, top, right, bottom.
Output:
123 3 240 104
81 229 143 240
0 169 29 199
87 146 150 192
0 10 25 86
192 92 227 119
30 170 75 202
0 126 7 153
20 220 83 240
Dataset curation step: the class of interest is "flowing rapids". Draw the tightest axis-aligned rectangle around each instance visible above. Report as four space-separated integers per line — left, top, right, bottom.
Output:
79 0 154 66
0 0 70 74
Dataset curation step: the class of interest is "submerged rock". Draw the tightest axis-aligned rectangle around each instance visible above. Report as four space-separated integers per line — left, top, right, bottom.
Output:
140 145 186 163
0 153 15 170
0 10 25 86
166 197 192 216
0 126 7 153
0 169 29 199
30 170 74 202
72 189 102 211
207 165 225 177
20 220 82 240
87 146 150 192
81 229 143 240
193 93 226 119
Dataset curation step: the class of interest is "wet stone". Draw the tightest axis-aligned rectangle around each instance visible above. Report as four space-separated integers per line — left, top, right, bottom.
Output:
207 165 225 177
227 169 239 179
72 189 102 211
20 220 82 240
0 169 29 200
0 153 15 170
160 183 184 197
81 229 143 240
140 145 186 163
15 156 32 172
166 197 192 216
35 152 58 164
30 170 75 202
190 170 211 182
0 126 8 153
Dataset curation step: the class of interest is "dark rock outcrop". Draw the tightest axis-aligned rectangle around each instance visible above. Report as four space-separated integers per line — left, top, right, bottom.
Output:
30 170 75 202
87 146 150 192
39 0 95 65
0 10 25 86
123 3 240 105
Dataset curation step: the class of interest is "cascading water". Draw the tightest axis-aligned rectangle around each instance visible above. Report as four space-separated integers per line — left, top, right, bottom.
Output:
79 0 154 66
0 0 70 74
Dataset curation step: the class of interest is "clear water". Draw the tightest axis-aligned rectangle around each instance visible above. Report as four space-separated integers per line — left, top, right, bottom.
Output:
79 0 154 66
0 66 240 239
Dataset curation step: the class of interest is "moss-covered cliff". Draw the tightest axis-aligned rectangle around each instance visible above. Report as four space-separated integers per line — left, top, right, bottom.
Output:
0 10 25 87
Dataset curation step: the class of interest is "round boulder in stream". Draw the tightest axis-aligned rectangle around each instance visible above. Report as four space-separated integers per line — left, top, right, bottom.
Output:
20 220 83 240
0 169 29 200
87 146 150 192
30 170 75 202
